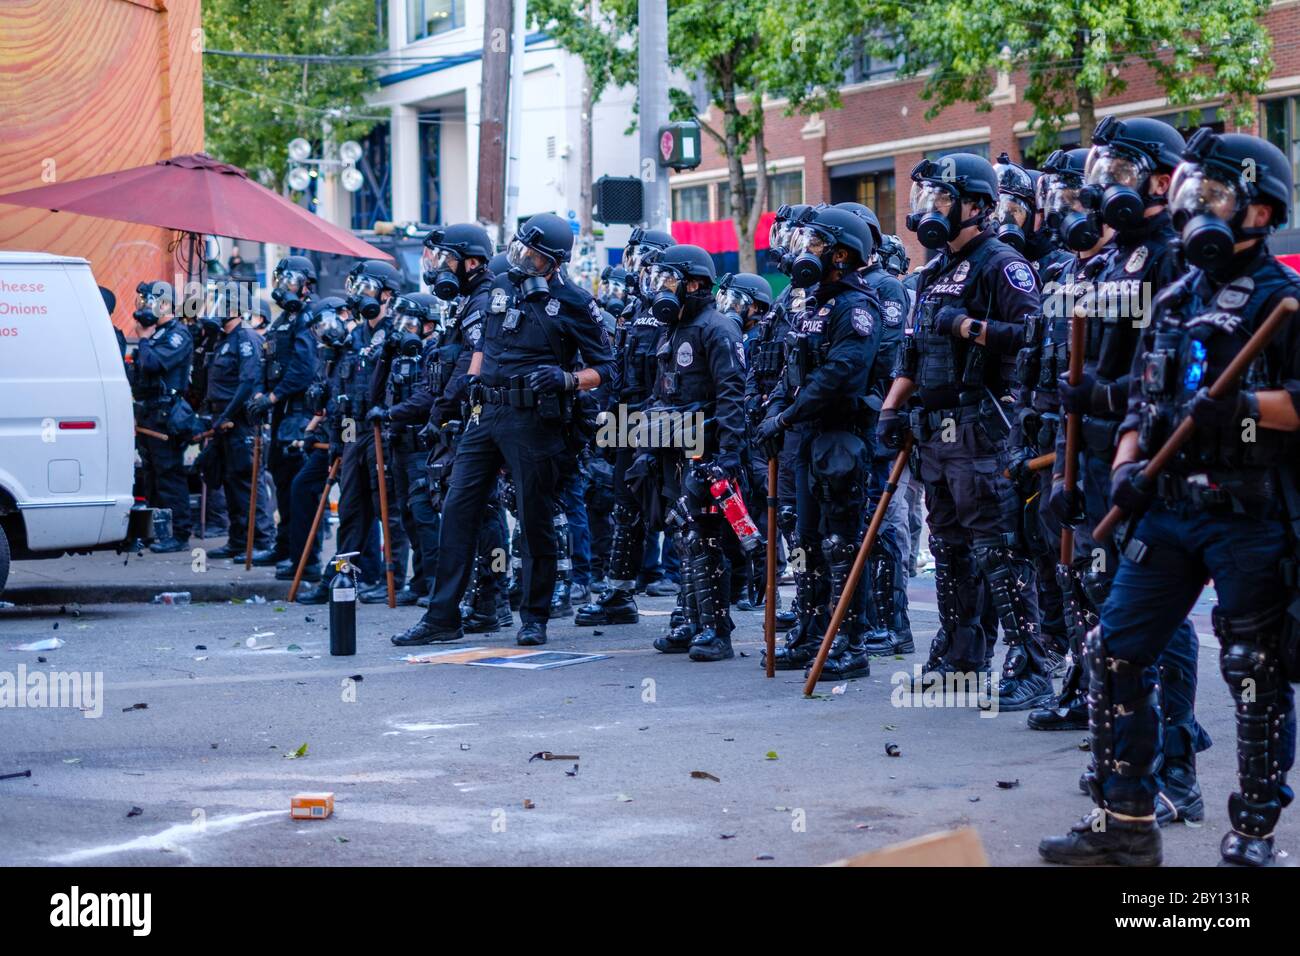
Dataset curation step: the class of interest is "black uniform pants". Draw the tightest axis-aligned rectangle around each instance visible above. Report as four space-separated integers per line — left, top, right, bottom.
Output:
423 404 566 627
395 444 440 595
267 406 306 558
337 430 409 588
288 447 331 572
216 419 273 552
138 430 190 540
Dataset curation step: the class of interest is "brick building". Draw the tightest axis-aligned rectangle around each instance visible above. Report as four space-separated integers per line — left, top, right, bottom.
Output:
670 2 1300 269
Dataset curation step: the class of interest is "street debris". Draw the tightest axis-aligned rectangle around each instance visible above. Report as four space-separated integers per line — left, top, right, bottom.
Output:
885 743 901 757
283 743 309 760
12 638 64 652
764 750 779 760
529 751 580 762
615 793 633 802
565 765 579 777
291 792 334 820
996 779 1020 789
523 799 536 809
122 703 148 713
0 770 31 781
831 684 848 695
719 833 736 839
126 806 143 818
755 853 775 861
151 592 191 605
690 770 721 783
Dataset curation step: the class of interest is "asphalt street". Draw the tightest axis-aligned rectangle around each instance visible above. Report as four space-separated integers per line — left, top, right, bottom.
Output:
0 546 1292 867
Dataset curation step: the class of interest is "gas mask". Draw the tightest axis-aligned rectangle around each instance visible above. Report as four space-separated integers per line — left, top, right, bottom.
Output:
1169 163 1256 272
346 274 384 321
715 285 756 329
786 225 836 288
1083 145 1157 231
768 216 794 273
1042 175 1101 252
423 246 477 301
271 269 309 314
391 314 423 356
505 238 554 299
991 193 1032 252
644 264 707 323
312 311 348 354
133 284 167 328
598 277 626 313
906 181 983 249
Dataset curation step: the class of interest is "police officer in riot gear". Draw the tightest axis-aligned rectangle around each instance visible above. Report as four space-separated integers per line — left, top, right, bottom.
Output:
754 205 884 680
878 153 1051 710
299 260 410 603
1041 130 1300 867
201 302 275 562
131 281 195 553
246 257 318 567
280 298 350 583
878 234 910 278
575 227 678 628
392 213 615 648
634 244 747 662
597 265 629 315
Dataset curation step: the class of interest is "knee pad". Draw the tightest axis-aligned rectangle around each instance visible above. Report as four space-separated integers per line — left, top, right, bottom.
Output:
1214 605 1286 705
821 533 856 568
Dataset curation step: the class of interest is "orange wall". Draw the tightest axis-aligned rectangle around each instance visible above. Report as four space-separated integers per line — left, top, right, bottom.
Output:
0 0 204 332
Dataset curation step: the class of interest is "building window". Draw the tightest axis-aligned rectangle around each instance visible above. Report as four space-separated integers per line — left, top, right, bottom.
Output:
407 0 462 43
830 170 895 233
1017 131 1081 170
846 34 902 84
351 122 392 231
418 112 441 226
1261 98 1299 231
924 143 990 162
672 185 710 222
716 170 803 219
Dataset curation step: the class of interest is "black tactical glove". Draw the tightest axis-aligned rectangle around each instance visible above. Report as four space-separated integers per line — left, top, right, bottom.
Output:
754 413 787 460
245 393 273 420
876 408 907 451
1188 386 1256 435
714 451 743 481
365 406 388 425
1057 371 1097 416
1110 460 1154 517
527 365 576 395
1048 480 1086 528
1006 448 1035 490
305 382 326 412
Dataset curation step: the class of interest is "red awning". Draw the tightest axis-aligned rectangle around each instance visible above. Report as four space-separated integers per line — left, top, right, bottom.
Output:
671 211 778 254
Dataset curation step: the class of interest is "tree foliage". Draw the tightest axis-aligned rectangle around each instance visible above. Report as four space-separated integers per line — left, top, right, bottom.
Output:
869 0 1274 149
528 0 639 102
202 0 381 187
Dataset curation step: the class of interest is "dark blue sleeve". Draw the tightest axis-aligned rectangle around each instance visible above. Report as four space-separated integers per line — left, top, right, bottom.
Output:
783 299 877 424
567 301 616 386
275 326 318 399
705 318 748 457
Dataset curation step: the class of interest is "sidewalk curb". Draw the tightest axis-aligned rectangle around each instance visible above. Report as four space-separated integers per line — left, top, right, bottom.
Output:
3 580 294 606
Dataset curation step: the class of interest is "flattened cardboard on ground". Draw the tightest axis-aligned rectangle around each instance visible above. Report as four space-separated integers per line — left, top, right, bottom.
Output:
826 827 988 867
400 647 533 665
466 651 610 670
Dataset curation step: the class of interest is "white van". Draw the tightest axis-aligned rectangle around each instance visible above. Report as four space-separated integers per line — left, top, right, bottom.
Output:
0 251 158 595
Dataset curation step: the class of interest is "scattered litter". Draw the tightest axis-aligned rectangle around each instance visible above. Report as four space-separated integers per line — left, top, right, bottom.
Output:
37 656 46 664
194 644 207 650
723 737 735 742
335 836 350 843
283 743 309 760
52 622 59 630
193 656 208 662
969 796 981 803
831 684 848 695
467 651 609 671
210 743 218 750
755 853 775 861
995 779 1020 790
522 799 535 810
459 743 471 751
0 770 31 781
348 674 363 682
273 606 286 613
151 592 191 606
883 724 897 731
885 743 901 757
126 806 143 818
12 638 64 652
615 793 633 803
122 771 145 777
1078 738 1090 751
855 823 872 830
250 595 267 604
764 751 779 760
738 651 749 658
62 758 81 765
565 765 579 777
638 726 649 731
122 703 148 713
286 644 302 652
592 629 603 636
529 751 580 762
690 770 721 783
291 792 334 820
305 616 316 623
719 833 736 839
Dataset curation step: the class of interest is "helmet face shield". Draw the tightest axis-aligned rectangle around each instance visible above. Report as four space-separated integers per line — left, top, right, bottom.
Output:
392 313 422 337
1042 175 1084 219
313 312 346 345
421 246 457 275
346 274 383 298
621 241 661 273
506 237 555 277
274 270 309 294
787 225 830 257
1169 165 1241 222
598 277 626 301
769 218 793 252
1085 145 1152 189
644 263 683 295
909 180 956 218
993 194 1031 228
715 287 753 316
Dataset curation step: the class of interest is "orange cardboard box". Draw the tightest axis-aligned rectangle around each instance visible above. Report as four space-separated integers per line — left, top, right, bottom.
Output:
291 792 335 820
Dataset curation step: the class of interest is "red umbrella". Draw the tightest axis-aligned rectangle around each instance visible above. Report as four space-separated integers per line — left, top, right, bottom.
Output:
0 152 391 260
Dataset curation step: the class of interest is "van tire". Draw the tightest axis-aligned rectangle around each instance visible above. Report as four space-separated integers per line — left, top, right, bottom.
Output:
0 523 9 598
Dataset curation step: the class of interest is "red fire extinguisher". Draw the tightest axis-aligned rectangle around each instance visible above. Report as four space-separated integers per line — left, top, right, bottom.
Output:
707 468 763 554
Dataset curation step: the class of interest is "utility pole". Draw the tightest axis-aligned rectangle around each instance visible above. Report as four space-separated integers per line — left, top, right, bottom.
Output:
477 0 513 242
503 0 527 232
637 0 669 230
577 3 594 240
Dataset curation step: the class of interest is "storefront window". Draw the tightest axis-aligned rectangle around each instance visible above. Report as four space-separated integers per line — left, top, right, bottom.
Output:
407 0 461 43
671 185 710 222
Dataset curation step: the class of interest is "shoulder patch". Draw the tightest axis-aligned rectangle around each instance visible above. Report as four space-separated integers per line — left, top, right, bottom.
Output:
1125 246 1149 274
1003 260 1037 294
588 300 603 322
467 323 482 345
168 332 182 348
851 307 874 336
466 310 484 327
883 301 903 327
239 340 253 358
735 341 747 368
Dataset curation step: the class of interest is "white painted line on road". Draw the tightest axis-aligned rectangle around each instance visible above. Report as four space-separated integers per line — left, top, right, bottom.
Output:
49 810 282 864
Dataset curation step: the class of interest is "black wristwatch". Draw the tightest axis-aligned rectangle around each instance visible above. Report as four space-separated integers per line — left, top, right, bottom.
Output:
966 318 985 340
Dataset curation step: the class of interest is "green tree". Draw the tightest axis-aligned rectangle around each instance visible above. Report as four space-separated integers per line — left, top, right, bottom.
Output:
202 0 381 189
870 0 1274 151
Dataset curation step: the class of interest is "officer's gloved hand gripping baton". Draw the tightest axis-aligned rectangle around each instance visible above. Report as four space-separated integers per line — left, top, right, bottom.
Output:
1093 296 1300 542
803 434 915 695
1060 306 1087 565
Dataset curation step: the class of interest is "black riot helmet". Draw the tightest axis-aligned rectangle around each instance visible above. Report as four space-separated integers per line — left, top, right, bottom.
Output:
345 259 402 321
716 272 773 327
643 244 716 322
422 222 493 299
878 234 910 276
271 255 316 315
1170 129 1292 273
1039 148 1102 252
787 204 875 288
769 202 812 273
506 212 574 297
133 280 174 328
622 227 675 296
834 201 883 248
598 264 629 312
990 153 1037 252
391 292 439 354
488 252 510 277
906 153 999 249
1083 115 1187 231
309 296 350 349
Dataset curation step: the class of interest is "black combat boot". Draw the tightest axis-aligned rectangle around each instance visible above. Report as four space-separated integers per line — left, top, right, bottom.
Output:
574 587 639 626
517 621 547 646
1027 697 1089 731
688 547 734 662
1038 805 1163 867
391 620 464 646
549 574 573 618
761 569 826 671
813 629 871 681
295 576 334 605
1155 755 1205 826
993 646 1055 712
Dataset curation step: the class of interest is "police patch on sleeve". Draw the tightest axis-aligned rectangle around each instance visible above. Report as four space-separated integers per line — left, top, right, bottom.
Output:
588 301 603 322
1004 261 1037 293
1125 246 1149 274
169 332 182 348
467 323 482 345
883 301 902 327
851 307 874 336
239 340 253 358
